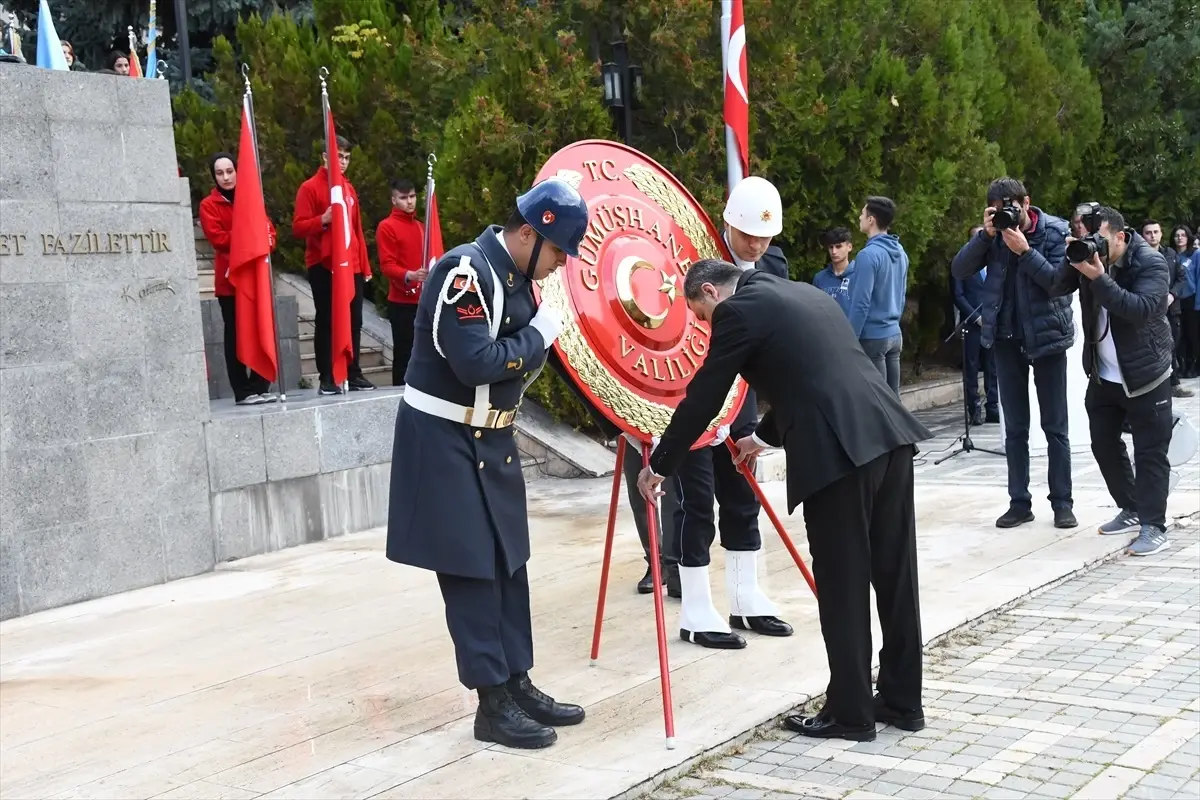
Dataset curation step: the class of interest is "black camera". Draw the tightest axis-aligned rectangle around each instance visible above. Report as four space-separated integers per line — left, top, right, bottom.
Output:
1066 201 1108 263
992 199 1023 231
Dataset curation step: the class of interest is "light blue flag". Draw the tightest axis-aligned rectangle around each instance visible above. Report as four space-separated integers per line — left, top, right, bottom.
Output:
35 0 69 71
145 27 157 79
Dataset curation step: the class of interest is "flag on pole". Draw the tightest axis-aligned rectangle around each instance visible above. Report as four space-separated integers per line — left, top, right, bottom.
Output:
324 108 356 387
35 0 69 70
227 93 279 383
426 189 445 266
721 0 749 192
127 26 143 77
145 0 159 79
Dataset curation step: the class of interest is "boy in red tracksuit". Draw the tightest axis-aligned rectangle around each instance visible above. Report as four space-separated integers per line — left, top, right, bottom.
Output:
291 135 375 395
199 151 278 405
375 178 427 386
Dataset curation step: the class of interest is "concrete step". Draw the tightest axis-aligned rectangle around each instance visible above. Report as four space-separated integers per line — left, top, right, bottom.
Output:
300 363 393 388
300 347 385 371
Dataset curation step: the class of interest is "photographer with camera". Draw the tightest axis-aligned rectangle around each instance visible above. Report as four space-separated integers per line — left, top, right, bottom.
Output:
1028 205 1175 556
951 178 1077 530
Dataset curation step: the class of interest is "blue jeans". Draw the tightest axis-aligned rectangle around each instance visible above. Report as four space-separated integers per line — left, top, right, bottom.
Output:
861 334 902 395
993 338 1072 512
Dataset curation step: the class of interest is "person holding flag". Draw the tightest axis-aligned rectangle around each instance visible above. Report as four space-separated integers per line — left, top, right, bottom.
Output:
292 132 374 395
376 179 428 387
199 151 278 405
385 178 590 750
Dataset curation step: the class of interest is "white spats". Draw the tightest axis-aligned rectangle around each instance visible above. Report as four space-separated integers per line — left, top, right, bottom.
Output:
678 565 730 634
725 550 779 617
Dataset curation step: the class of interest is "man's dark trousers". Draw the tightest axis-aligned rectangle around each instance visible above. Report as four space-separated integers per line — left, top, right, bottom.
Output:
1169 314 1182 386
963 325 998 419
671 420 760 568
1086 379 1173 531
622 443 681 568
802 445 923 725
389 301 418 386
307 265 366 385
993 338 1072 512
435 552 534 688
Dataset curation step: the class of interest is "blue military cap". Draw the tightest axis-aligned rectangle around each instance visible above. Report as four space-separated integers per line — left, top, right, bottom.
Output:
516 178 590 258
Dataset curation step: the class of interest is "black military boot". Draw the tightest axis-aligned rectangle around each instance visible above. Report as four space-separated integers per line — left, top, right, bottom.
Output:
474 684 557 749
506 671 586 727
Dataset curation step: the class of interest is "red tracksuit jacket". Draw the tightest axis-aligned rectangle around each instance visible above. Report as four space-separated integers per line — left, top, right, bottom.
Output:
376 209 425 304
291 168 371 275
198 187 277 296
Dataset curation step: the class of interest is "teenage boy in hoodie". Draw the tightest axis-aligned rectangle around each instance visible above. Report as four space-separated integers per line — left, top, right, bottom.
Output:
951 178 1077 530
292 136 375 395
812 227 856 318
848 197 908 394
376 179 426 386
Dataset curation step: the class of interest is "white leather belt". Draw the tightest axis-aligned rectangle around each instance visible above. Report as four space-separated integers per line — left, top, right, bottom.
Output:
404 386 517 429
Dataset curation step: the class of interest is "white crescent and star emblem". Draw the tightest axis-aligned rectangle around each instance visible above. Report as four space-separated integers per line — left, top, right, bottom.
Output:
726 25 748 103
329 185 352 257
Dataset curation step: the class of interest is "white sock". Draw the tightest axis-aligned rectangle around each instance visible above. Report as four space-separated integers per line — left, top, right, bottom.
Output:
726 550 780 618
678 565 730 633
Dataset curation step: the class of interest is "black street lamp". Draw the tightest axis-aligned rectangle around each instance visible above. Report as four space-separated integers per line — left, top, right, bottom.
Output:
173 0 192 87
601 38 642 144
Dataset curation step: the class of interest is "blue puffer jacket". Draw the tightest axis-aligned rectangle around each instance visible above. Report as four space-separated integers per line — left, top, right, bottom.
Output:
950 208 1074 359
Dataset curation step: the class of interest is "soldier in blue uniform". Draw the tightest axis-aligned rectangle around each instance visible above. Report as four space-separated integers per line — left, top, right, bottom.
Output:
386 179 590 750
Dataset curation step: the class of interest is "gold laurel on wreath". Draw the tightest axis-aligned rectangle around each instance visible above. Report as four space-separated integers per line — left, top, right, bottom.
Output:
537 164 741 438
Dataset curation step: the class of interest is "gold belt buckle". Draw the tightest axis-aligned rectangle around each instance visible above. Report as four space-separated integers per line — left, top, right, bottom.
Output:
465 408 517 428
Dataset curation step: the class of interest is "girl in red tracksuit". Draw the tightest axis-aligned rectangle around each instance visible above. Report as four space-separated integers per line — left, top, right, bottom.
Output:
199 151 278 405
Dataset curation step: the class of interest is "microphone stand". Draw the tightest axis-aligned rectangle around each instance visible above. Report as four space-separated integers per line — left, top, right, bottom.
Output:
936 303 1004 464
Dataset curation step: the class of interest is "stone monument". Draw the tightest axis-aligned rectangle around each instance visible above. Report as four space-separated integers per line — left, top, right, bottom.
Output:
0 66 213 619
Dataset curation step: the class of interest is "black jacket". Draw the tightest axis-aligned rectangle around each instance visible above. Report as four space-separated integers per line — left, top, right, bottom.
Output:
950 208 1074 359
1160 246 1183 315
756 246 790 279
1037 233 1173 397
650 271 932 511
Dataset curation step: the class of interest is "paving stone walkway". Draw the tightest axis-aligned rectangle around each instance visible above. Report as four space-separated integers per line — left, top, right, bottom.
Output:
642 518 1200 800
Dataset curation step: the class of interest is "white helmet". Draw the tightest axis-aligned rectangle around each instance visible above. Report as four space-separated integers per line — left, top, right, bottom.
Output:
723 176 783 238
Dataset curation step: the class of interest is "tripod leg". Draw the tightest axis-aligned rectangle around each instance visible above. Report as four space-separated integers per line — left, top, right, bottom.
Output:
724 439 818 599
642 443 676 749
590 437 625 663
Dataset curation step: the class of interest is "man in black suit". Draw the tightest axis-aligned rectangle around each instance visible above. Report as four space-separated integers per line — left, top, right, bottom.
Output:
638 259 932 742
664 176 794 651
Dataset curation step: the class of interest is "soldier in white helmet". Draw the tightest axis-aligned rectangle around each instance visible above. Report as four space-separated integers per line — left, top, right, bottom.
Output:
663 175 793 650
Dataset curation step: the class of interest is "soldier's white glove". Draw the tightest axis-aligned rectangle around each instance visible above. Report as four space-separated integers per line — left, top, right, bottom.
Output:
710 424 731 447
529 305 563 350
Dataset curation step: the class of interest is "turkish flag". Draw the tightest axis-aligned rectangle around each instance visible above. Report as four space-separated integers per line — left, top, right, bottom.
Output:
426 186 445 265
326 109 356 386
724 0 749 182
228 95 278 383
128 48 143 78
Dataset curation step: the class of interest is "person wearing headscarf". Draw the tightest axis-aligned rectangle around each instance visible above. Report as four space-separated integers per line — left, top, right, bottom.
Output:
198 152 278 405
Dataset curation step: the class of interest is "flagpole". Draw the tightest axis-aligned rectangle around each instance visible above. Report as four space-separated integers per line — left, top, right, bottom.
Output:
243 63 287 403
318 66 347 393
420 153 436 274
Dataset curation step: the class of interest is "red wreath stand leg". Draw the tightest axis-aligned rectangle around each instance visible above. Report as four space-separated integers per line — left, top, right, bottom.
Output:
589 436 818 749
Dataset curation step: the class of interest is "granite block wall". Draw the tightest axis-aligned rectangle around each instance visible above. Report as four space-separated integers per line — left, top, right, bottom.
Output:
0 66 214 620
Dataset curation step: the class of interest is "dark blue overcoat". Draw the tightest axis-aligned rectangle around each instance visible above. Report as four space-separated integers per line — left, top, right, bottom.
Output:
386 226 550 580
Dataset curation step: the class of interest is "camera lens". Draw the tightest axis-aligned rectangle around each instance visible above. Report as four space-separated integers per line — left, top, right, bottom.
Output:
1066 238 1096 263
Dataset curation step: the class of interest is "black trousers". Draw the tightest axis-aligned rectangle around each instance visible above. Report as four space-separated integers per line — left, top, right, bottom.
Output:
671 425 760 568
993 339 1073 512
1169 314 1182 386
622 440 681 566
1181 304 1199 374
217 296 270 401
307 265 365 385
389 301 418 387
1086 378 1173 531
962 326 998 417
436 558 534 689
803 445 923 726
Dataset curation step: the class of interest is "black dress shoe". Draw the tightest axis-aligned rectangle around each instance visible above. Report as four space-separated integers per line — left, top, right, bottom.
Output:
1053 508 1078 529
474 685 557 748
873 694 925 732
996 507 1034 528
506 672 585 727
680 629 746 649
729 615 794 637
782 713 875 741
665 565 681 599
985 410 1001 424
637 567 654 594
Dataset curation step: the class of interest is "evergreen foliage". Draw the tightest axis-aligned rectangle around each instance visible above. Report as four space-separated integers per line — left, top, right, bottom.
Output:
162 0 1198 429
